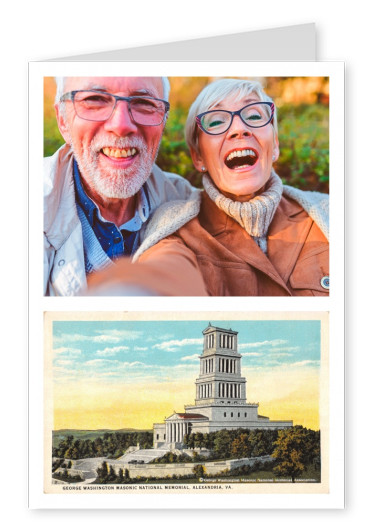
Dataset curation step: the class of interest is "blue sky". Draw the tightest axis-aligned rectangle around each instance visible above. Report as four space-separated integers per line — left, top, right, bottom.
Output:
53 319 321 384
51 318 322 430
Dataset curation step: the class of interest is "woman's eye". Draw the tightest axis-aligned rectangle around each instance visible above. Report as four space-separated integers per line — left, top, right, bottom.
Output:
246 113 262 121
209 120 225 127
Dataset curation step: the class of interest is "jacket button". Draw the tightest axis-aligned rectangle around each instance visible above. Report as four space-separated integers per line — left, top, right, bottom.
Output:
320 276 329 289
114 237 122 244
58 259 65 266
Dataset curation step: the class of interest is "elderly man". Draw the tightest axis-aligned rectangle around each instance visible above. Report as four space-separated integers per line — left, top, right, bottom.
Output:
44 76 197 295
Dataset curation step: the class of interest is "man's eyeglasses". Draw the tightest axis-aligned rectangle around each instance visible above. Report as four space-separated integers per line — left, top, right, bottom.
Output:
60 90 170 126
196 102 275 135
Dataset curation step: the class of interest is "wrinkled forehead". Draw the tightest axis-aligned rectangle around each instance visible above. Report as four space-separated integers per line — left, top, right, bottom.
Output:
63 76 164 98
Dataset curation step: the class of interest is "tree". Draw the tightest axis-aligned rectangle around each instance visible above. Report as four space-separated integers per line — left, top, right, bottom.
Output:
213 430 233 459
271 426 320 482
231 433 252 458
186 433 196 449
108 465 117 483
194 432 204 450
193 464 205 478
96 461 108 481
203 433 214 450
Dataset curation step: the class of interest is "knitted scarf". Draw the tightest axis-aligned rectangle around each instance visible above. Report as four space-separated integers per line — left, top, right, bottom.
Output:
202 170 283 253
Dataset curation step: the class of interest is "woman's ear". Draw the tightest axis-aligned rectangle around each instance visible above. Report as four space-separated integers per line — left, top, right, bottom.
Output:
55 103 72 145
190 147 205 172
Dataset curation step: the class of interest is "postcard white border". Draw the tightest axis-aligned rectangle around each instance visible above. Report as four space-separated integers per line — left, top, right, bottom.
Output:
29 61 344 509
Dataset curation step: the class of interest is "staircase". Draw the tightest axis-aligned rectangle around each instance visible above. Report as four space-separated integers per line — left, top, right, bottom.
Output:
117 447 170 464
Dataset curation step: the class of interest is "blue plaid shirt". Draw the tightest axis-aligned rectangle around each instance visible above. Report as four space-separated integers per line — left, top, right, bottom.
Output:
73 160 150 259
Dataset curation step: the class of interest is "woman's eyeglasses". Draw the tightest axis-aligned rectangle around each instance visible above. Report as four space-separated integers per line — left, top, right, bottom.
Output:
196 102 274 135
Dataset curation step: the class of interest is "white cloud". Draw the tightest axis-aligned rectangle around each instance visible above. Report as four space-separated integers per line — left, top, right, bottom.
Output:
55 329 143 347
96 329 143 341
134 347 148 351
54 333 98 344
239 339 288 350
153 338 202 351
241 351 265 357
267 352 293 358
53 347 81 357
268 346 300 353
95 346 130 357
290 360 320 367
55 359 75 366
85 359 120 366
120 361 147 368
181 353 201 361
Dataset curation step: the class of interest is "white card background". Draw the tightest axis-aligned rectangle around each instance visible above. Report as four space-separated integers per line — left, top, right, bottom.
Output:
3 0 374 526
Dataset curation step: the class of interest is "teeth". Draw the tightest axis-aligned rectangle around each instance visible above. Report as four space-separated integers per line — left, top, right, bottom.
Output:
102 147 137 158
226 149 256 161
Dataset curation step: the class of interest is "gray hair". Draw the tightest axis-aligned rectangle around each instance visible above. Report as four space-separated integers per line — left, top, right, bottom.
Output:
54 76 170 104
185 78 278 154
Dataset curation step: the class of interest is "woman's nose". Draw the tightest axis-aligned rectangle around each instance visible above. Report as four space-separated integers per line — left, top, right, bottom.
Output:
104 100 138 136
227 114 252 139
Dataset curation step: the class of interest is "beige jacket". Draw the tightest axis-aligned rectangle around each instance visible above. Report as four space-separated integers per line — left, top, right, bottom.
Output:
44 144 199 296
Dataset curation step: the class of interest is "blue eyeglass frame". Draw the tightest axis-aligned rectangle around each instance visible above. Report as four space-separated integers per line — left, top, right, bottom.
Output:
60 90 170 124
195 101 275 135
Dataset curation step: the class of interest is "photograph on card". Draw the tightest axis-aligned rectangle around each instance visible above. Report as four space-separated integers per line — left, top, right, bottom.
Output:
43 76 329 297
44 311 329 494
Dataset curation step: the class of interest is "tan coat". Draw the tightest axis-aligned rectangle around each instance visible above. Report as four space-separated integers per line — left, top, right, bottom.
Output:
88 191 329 296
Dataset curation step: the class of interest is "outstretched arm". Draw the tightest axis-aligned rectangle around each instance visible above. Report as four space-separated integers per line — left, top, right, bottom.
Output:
86 237 208 296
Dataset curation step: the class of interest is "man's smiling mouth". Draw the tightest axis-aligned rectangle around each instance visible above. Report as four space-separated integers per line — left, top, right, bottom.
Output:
225 148 258 169
101 147 138 158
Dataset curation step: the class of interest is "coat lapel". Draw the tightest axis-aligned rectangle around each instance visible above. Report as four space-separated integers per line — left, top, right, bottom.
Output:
267 196 313 284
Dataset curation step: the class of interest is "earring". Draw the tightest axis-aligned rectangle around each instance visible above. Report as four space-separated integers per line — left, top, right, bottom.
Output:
272 155 276 161
201 166 206 172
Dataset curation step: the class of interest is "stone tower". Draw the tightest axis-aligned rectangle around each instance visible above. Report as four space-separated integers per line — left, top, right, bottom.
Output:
195 324 247 405
153 323 293 448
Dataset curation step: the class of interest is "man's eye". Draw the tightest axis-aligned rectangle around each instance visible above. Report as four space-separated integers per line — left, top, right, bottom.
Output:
131 98 159 110
83 96 109 103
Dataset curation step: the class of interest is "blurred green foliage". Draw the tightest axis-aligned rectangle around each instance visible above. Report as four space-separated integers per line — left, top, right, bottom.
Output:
275 104 329 193
44 102 329 194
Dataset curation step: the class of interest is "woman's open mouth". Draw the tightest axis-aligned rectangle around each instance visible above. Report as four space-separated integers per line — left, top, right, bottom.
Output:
225 148 259 170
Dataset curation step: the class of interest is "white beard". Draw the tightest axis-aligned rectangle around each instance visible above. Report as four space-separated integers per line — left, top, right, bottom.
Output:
70 133 160 199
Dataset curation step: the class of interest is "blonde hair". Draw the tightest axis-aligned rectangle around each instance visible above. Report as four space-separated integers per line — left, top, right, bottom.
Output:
185 78 278 154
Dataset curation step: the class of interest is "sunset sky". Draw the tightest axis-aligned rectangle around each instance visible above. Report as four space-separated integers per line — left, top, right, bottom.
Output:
51 318 322 431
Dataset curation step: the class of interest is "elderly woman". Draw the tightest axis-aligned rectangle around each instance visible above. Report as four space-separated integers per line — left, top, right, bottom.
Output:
88 79 329 296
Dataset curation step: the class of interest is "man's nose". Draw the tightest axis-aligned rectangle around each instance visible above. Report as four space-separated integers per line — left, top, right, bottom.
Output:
226 115 252 139
103 100 138 136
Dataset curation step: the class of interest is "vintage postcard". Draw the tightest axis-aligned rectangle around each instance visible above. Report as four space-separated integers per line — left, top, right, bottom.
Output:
42 311 332 507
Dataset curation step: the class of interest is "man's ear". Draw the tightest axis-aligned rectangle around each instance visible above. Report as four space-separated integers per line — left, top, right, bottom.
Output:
55 103 72 145
190 147 205 172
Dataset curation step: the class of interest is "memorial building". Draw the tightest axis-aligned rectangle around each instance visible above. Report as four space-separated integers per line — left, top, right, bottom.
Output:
153 324 293 448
